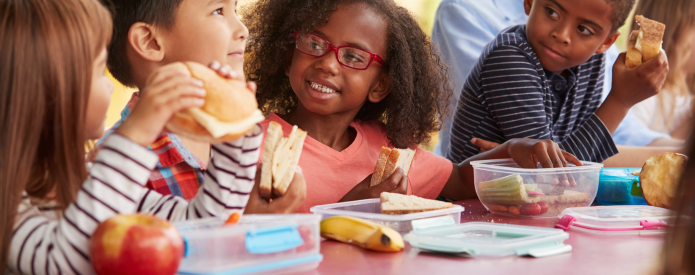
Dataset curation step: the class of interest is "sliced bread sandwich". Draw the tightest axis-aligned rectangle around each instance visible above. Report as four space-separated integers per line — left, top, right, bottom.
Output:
380 192 454 215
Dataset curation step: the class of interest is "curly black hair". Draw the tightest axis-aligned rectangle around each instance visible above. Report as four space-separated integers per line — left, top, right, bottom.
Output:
241 0 452 148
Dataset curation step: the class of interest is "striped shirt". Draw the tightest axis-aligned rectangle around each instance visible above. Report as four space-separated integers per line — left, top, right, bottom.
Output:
8 126 262 275
446 25 619 163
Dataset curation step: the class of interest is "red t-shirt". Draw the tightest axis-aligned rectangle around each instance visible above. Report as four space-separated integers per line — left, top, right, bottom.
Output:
260 113 453 213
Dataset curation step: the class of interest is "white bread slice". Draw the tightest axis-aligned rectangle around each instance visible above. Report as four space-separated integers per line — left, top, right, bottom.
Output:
273 128 307 197
379 148 416 183
380 192 454 215
370 147 392 187
381 149 401 182
634 15 665 62
259 122 283 199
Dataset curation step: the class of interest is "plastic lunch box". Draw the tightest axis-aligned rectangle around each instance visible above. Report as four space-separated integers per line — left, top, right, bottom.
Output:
404 216 571 257
555 205 673 235
174 214 322 275
310 198 465 234
596 168 648 206
471 159 602 218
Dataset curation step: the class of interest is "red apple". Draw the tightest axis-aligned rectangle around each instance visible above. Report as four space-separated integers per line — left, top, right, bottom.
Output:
90 214 183 275
640 153 688 209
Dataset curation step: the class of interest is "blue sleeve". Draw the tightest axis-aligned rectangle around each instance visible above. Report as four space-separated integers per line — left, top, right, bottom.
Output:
432 1 498 156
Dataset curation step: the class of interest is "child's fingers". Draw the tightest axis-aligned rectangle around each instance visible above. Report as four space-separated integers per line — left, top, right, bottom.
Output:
152 81 206 106
145 76 204 99
166 96 205 114
148 67 192 88
471 138 501 151
535 150 555 169
561 150 583 166
272 169 307 213
376 168 404 194
391 174 408 195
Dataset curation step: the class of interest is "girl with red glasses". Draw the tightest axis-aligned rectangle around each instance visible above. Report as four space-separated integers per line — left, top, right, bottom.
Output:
242 0 579 212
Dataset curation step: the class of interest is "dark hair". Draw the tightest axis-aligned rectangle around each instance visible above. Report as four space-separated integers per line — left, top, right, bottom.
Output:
242 0 452 148
99 0 184 87
606 0 637 32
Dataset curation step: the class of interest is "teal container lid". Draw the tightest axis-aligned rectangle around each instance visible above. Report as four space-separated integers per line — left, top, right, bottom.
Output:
404 217 571 258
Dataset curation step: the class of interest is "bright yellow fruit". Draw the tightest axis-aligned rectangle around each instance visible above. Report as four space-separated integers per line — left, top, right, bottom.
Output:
320 216 404 252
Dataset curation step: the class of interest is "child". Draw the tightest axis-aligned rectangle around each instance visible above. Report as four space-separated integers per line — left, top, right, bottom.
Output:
631 0 695 140
0 0 274 273
243 0 580 212
98 0 305 212
447 0 670 164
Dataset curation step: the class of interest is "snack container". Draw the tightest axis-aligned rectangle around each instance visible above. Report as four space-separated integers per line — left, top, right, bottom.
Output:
310 198 464 234
596 168 648 205
175 214 322 275
555 205 673 235
471 159 602 218
404 217 571 257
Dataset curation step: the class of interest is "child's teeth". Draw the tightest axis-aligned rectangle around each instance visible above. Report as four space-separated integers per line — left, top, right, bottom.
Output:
310 82 336 93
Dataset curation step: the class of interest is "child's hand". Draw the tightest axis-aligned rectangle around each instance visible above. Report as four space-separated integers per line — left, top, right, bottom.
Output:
505 139 580 187
116 66 205 147
609 50 669 109
244 166 306 214
472 138 501 153
208 61 257 95
338 168 408 202
504 138 582 169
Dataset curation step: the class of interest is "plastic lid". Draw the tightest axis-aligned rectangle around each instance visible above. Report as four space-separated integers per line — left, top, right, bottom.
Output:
556 205 673 234
404 218 570 257
470 158 602 174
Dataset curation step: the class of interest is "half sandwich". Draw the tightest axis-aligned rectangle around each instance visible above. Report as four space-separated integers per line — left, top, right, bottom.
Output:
370 147 416 187
259 121 307 199
380 192 454 215
626 15 666 68
153 62 266 142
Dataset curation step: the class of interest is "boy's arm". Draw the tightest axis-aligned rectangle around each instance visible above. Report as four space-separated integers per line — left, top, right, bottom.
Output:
595 52 669 133
136 125 264 221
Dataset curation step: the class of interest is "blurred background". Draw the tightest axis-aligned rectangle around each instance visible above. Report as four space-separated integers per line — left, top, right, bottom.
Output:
104 0 633 150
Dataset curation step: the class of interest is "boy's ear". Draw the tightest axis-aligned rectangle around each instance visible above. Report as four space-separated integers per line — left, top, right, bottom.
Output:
596 30 620 54
524 0 534 15
128 22 165 62
367 73 390 103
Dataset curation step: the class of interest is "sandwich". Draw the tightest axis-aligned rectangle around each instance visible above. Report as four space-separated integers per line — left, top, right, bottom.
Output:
626 15 666 68
152 62 266 142
259 121 307 199
370 147 416 187
380 192 454 215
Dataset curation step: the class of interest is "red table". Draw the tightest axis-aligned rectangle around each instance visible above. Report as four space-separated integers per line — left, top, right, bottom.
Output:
297 199 664 275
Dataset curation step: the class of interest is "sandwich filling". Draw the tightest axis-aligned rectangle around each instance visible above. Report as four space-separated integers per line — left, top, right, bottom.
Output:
188 108 265 138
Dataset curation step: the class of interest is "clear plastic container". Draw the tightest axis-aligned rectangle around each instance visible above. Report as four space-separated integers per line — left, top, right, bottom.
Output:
556 205 673 235
596 168 648 205
471 159 602 218
174 214 322 275
404 219 571 257
310 198 464 234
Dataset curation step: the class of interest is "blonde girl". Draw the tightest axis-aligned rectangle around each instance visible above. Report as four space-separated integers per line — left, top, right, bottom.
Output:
0 0 265 273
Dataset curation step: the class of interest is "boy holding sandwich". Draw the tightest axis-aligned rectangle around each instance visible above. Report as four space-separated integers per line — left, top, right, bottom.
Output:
97 0 305 213
447 0 670 164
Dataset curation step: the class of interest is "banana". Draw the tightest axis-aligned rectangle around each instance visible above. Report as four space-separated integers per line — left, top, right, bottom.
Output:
320 216 404 252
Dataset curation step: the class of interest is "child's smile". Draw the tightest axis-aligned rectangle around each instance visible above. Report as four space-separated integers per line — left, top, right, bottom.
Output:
524 0 617 74
286 2 389 117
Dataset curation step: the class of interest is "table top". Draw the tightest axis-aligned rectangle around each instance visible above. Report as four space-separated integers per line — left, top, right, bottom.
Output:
297 199 664 275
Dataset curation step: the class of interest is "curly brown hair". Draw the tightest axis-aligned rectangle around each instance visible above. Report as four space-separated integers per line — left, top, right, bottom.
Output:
241 0 452 148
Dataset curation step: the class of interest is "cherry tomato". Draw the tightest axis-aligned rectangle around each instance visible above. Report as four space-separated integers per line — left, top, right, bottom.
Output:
537 202 549 215
520 203 541 216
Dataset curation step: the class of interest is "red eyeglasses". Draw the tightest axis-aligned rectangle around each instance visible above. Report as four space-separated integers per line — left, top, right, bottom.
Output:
294 31 386 70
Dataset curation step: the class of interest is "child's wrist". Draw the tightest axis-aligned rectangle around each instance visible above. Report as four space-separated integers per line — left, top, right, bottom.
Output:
602 93 632 112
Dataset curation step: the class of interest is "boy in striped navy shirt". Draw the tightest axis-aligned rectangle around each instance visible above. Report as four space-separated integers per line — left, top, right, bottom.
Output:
447 0 669 164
